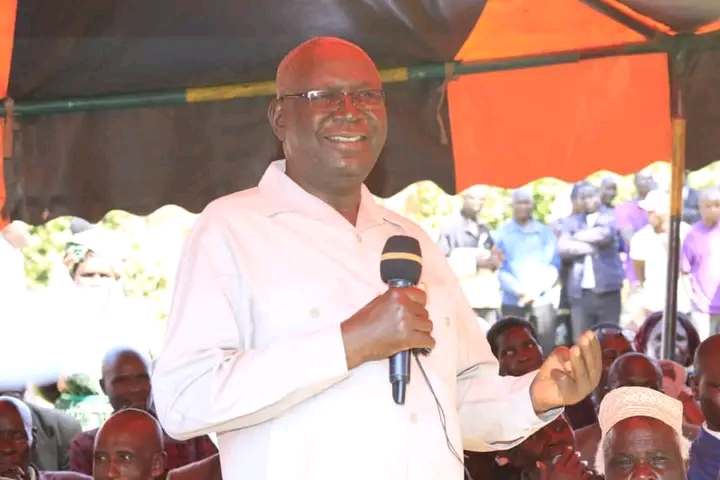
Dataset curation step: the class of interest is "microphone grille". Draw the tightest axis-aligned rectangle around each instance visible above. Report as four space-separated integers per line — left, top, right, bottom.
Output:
380 235 422 284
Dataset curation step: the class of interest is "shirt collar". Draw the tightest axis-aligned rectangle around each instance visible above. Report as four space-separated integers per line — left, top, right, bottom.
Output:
257 160 393 231
510 218 541 233
702 423 720 441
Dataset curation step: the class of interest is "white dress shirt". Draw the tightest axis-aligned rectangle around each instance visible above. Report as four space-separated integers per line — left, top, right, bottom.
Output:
152 161 559 480
629 223 692 313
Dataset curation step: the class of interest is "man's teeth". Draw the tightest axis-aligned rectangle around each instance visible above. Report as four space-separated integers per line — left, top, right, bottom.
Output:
328 135 363 142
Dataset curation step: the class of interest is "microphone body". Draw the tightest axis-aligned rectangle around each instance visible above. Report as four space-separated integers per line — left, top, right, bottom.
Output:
380 235 423 406
387 278 413 405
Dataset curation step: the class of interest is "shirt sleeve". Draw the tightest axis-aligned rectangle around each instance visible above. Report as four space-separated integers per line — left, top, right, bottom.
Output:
151 209 350 441
449 262 560 451
628 229 645 261
679 231 694 274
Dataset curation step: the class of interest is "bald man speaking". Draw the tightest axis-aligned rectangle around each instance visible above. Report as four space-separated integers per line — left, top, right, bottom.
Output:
151 37 602 480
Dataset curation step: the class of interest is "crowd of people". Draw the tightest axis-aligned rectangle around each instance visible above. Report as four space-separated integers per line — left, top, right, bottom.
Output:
2 35 720 480
439 171 720 353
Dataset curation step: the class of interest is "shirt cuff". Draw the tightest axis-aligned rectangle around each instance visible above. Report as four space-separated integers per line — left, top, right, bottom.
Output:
517 377 563 426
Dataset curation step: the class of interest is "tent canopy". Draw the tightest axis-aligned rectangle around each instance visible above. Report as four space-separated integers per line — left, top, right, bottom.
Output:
1 0 719 224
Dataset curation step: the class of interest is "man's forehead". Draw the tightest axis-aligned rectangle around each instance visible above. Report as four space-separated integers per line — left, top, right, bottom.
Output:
276 37 380 93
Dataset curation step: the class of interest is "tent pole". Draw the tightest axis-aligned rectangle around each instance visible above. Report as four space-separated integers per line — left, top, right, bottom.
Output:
661 46 690 360
0 40 674 117
579 0 660 38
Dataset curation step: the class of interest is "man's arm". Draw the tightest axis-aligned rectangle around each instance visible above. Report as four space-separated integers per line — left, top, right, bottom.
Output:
571 214 615 247
683 190 701 225
53 410 83 470
151 211 350 441
557 220 595 259
451 276 560 451
537 227 559 294
629 230 646 285
436 226 454 256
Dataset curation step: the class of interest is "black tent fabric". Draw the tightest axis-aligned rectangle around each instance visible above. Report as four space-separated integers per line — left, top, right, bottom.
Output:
7 0 483 223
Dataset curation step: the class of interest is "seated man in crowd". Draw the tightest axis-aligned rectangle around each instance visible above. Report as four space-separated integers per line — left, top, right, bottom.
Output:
93 409 166 480
596 386 689 479
501 414 600 480
575 351 663 467
69 347 217 479
0 389 81 471
689 334 720 478
485 316 544 377
0 396 91 480
486 316 597 430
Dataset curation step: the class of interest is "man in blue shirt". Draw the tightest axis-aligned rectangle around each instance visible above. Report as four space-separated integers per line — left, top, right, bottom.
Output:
559 183 624 339
496 189 560 354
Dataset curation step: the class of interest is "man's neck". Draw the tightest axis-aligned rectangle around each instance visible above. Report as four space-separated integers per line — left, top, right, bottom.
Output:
514 217 531 226
702 219 718 230
285 164 363 225
460 209 477 222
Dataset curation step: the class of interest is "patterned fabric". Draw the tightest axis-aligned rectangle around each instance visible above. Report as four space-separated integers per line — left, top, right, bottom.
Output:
69 427 218 479
62 243 92 277
598 386 683 437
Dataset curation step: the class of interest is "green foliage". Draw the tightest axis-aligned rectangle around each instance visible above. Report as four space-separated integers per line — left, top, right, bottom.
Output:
22 210 173 322
24 217 71 288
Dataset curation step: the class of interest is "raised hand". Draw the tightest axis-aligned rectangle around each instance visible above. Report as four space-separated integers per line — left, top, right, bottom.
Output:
530 330 602 413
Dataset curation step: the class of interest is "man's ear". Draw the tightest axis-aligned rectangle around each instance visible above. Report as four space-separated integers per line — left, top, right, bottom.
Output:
30 427 37 449
691 372 700 399
268 98 286 141
151 452 167 478
98 378 107 396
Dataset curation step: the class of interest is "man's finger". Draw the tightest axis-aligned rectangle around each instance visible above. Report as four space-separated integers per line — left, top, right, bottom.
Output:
580 330 603 388
400 287 427 306
411 317 434 334
410 332 436 351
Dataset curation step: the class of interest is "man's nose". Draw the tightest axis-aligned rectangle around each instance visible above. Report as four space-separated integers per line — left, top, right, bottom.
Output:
632 463 659 480
335 94 362 119
107 458 122 478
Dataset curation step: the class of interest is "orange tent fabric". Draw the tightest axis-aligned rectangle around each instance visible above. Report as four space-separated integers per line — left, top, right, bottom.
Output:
449 0 683 191
0 0 16 229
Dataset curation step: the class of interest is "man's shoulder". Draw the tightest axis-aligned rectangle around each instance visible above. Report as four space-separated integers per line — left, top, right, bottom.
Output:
202 187 266 217
166 453 220 480
29 403 81 431
39 471 93 480
376 205 434 242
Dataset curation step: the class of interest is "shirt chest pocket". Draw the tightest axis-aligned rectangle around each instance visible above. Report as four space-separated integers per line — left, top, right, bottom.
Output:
253 279 373 350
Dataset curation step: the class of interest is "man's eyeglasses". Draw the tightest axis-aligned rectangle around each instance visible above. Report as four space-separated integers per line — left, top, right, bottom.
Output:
278 89 385 111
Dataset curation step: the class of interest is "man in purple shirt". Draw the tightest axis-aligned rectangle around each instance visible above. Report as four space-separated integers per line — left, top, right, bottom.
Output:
681 186 720 340
614 171 656 284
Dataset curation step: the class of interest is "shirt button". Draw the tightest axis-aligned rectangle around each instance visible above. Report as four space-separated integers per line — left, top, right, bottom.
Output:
410 413 418 424
356 233 362 242
309 307 320 318
445 316 451 326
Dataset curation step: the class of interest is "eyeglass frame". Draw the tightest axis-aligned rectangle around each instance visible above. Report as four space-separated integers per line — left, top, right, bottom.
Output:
277 89 386 110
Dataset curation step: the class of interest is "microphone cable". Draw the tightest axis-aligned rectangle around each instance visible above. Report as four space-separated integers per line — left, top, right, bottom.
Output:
414 351 475 480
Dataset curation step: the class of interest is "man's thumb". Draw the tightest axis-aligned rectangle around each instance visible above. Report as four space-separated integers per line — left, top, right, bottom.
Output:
536 461 548 480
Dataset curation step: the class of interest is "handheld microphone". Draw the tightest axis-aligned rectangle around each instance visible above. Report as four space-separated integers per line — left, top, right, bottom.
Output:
380 235 423 405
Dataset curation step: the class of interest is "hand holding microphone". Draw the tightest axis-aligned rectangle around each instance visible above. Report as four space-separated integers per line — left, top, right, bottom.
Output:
340 235 434 404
